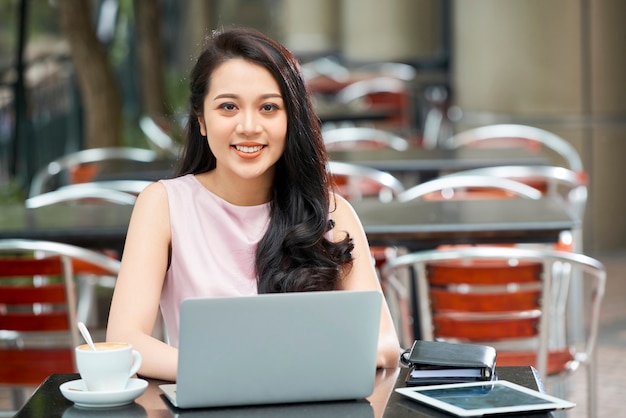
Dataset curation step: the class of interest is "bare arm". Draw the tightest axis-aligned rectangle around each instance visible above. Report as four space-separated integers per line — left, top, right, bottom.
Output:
106 182 178 381
330 193 401 368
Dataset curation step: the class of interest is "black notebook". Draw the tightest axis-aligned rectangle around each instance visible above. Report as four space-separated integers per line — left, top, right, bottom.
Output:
401 340 496 386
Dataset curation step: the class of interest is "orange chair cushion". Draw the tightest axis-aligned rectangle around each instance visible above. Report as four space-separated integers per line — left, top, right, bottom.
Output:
0 348 76 386
433 317 540 341
427 259 542 285
70 163 98 184
496 348 575 376
430 289 541 312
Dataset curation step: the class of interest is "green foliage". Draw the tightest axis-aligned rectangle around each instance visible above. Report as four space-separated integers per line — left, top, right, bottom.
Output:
0 1 17 58
27 0 61 39
0 0 61 59
121 114 148 148
0 178 25 203
164 68 189 115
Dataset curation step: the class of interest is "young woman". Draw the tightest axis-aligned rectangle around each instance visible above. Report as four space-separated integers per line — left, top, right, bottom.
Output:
106 27 400 381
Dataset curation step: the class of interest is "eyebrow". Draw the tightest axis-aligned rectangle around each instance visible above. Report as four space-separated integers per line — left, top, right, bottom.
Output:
212 93 283 101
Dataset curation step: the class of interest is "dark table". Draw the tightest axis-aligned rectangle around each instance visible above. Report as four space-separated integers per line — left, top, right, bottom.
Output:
351 196 576 251
90 158 176 182
329 147 550 185
0 203 134 255
0 196 576 254
318 106 399 124
14 366 557 418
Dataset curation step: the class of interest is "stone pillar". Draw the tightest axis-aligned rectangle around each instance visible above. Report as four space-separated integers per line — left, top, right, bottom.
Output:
587 0 626 251
281 0 338 56
340 0 440 63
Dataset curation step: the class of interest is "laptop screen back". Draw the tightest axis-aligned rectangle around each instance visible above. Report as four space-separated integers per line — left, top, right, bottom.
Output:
173 290 382 408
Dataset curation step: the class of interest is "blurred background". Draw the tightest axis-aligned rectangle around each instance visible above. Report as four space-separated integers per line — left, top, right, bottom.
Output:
0 0 625 254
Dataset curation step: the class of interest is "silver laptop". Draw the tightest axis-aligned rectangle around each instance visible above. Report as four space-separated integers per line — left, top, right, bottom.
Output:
160 290 382 409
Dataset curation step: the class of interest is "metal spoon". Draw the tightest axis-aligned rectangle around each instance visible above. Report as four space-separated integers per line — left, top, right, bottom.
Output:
78 321 97 351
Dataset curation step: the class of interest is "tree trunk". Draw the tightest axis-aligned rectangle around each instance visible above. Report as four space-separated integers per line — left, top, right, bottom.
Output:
57 0 121 148
134 0 168 118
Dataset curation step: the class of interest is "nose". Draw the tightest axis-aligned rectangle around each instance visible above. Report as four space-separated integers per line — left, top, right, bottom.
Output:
236 110 262 136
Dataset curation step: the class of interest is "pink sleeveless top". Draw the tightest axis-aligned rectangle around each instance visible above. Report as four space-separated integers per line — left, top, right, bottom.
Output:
159 174 270 346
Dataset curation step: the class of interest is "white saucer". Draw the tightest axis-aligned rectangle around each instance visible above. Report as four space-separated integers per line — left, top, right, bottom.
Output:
60 378 148 408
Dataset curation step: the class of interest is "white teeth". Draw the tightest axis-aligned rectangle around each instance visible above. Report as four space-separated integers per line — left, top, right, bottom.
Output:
235 145 263 153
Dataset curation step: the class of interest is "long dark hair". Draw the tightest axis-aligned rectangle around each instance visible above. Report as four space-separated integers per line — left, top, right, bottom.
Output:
176 27 353 293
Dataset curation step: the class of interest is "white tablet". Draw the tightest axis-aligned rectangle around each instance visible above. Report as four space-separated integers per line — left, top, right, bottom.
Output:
395 380 575 417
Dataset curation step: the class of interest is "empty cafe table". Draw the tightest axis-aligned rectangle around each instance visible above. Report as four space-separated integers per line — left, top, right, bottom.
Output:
352 196 577 251
328 147 550 185
0 203 133 255
0 195 575 255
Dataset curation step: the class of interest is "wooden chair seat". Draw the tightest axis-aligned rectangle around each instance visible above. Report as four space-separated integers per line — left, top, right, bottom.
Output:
497 348 575 377
322 127 410 152
421 189 521 200
434 317 540 341
0 239 121 413
397 174 542 203
29 146 158 197
427 258 543 325
0 348 76 386
423 179 549 198
334 76 413 129
381 246 606 418
427 259 542 285
0 309 70 332
332 175 394 200
430 290 541 312
70 163 98 184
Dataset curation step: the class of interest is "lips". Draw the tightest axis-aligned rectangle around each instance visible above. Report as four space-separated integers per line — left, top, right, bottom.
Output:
235 145 263 153
232 143 265 159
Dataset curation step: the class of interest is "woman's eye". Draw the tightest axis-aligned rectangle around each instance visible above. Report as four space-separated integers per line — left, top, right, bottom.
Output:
219 103 237 111
261 103 279 112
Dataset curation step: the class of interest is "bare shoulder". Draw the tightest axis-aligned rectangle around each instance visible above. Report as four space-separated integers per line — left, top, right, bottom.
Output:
330 192 357 217
136 181 168 205
127 181 170 234
329 192 365 239
114 181 169 261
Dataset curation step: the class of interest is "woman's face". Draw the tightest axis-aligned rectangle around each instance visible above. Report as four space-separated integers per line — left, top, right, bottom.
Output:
198 58 287 183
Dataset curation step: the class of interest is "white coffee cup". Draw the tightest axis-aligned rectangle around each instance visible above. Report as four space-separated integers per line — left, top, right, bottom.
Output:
75 342 142 392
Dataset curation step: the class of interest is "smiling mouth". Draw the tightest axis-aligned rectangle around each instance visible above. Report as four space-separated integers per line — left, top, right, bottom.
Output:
234 145 264 153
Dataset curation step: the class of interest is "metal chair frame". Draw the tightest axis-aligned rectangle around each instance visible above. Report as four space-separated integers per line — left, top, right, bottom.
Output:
0 239 121 413
335 76 409 104
328 161 405 202
29 147 159 197
334 76 414 128
442 124 584 173
440 165 588 254
25 184 138 208
382 246 605 418
62 179 153 195
139 116 182 158
440 165 587 218
322 126 410 151
378 173 542 346
397 174 543 203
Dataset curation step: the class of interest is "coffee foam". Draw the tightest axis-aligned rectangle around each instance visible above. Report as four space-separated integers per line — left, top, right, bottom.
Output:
78 342 129 351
